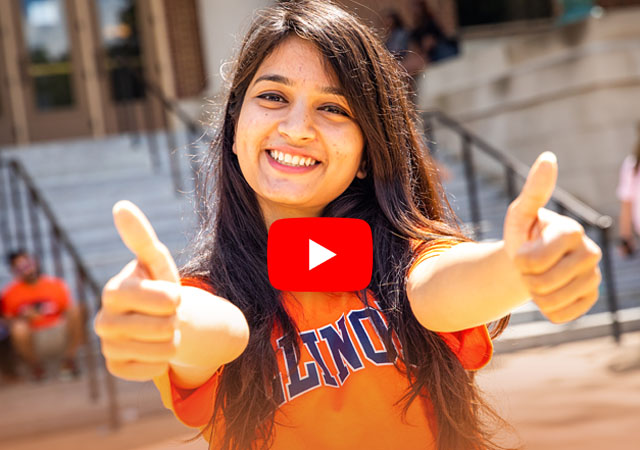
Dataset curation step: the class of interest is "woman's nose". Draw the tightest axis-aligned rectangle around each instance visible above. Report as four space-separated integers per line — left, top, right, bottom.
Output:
277 101 316 144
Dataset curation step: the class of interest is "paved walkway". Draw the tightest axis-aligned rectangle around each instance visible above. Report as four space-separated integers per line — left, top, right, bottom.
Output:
4 332 640 450
478 331 640 450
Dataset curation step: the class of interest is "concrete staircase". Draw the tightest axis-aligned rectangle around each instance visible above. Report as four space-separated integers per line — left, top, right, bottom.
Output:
434 135 640 350
1 131 203 293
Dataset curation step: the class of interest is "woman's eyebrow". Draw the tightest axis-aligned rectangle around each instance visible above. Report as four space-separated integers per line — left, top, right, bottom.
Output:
254 74 292 86
253 73 345 97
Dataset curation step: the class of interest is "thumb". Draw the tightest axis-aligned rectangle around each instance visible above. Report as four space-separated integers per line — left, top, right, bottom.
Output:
510 152 558 226
112 200 180 283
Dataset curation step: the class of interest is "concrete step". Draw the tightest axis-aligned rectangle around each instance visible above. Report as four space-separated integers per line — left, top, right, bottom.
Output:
495 307 640 353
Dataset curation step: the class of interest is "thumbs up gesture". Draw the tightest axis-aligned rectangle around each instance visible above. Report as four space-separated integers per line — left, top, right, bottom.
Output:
503 152 602 323
95 201 249 384
94 201 182 380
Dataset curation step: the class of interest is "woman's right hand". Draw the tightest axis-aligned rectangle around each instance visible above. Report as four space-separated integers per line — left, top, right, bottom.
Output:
94 201 182 381
94 201 250 385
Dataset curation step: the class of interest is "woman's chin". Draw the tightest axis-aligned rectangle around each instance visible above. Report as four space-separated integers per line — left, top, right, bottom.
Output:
258 192 324 214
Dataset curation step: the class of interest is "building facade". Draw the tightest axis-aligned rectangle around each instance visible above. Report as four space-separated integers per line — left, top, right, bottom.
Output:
0 0 207 145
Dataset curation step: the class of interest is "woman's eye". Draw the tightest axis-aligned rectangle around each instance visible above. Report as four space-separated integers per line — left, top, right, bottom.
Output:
320 105 349 117
258 93 285 103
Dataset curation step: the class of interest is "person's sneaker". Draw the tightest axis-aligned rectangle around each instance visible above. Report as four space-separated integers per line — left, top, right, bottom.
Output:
59 358 81 380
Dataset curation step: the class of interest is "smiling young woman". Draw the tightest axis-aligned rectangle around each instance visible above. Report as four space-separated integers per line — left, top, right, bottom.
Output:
94 1 603 449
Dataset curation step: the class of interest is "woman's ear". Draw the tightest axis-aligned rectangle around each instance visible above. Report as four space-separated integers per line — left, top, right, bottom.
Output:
356 158 367 179
232 141 238 155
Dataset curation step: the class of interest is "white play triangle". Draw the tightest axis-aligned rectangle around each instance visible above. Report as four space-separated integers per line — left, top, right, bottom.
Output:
309 239 336 270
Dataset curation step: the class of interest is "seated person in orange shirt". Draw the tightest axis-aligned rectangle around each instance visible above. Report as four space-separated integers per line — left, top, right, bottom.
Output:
1 250 83 380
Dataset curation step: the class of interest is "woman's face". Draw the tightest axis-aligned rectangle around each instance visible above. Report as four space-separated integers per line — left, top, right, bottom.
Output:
234 36 366 228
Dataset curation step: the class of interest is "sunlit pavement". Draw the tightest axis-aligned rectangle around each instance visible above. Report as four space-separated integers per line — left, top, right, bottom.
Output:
2 331 639 450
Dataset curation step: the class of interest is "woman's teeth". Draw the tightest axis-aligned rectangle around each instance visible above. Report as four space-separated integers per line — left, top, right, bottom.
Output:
268 149 318 167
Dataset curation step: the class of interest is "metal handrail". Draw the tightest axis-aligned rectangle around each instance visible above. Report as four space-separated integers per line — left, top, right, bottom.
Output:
113 57 206 198
0 156 120 428
426 110 612 228
422 110 621 341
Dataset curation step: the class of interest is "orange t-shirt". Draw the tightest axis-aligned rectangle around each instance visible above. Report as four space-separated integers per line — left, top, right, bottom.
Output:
154 239 493 449
1 276 71 329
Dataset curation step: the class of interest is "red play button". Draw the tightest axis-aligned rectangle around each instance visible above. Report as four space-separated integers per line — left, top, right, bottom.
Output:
267 218 373 292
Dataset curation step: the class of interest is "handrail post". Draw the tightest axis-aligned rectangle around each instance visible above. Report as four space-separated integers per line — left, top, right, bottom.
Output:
461 133 482 240
27 187 44 261
8 162 26 248
75 268 100 401
599 226 621 342
0 160 13 253
165 117 182 195
50 225 64 279
142 86 161 171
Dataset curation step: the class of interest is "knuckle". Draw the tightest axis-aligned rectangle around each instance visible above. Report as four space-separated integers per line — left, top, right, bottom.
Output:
101 288 119 311
585 291 599 307
523 274 548 295
93 312 103 333
150 341 176 359
94 311 111 336
105 359 125 377
102 279 119 303
539 303 567 324
148 316 174 337
594 245 603 262
101 339 118 359
584 238 603 260
594 268 602 285
533 293 553 310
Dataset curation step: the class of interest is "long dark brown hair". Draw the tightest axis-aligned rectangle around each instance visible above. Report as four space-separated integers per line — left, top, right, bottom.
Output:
183 1 511 449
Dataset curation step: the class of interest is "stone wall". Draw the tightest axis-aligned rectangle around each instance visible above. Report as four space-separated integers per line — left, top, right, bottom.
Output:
420 7 640 220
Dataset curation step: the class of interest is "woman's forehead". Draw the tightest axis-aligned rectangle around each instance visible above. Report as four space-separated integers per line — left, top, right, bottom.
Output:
252 36 340 88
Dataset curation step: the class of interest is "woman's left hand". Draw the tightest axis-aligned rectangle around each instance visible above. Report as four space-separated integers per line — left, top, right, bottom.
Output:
503 152 602 323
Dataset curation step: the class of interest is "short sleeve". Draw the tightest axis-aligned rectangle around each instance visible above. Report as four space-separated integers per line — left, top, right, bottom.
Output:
153 367 221 428
408 238 462 274
152 276 222 428
437 326 493 371
617 156 635 201
408 238 494 371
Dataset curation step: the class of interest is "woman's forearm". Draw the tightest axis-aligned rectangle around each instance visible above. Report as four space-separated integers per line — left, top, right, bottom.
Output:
406 241 530 332
169 286 250 388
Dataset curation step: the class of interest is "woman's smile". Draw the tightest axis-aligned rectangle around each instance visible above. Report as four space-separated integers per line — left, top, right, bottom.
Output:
265 147 321 172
